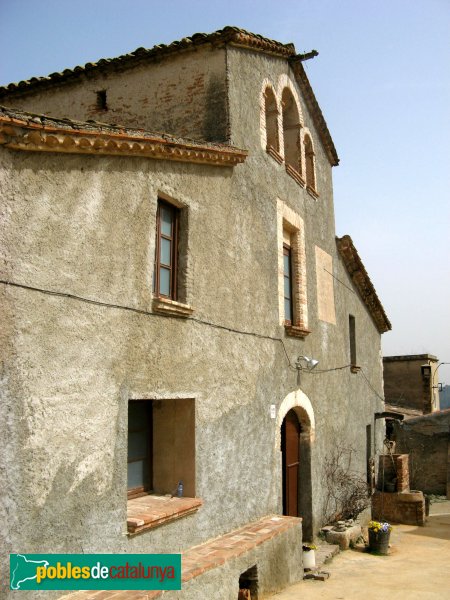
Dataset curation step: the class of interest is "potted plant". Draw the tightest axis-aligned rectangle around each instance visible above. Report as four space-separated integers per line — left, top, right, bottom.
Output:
368 520 392 555
302 543 317 569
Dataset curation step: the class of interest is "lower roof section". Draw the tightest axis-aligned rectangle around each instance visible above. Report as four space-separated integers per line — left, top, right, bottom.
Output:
0 105 248 167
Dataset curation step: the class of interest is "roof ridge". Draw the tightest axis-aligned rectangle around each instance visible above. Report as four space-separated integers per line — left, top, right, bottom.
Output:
0 26 295 97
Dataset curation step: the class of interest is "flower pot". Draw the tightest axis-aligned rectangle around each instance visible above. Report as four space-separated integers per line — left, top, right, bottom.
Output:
303 549 316 569
368 529 390 555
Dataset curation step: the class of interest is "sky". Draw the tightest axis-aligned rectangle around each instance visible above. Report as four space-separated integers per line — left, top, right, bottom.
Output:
1 0 449 385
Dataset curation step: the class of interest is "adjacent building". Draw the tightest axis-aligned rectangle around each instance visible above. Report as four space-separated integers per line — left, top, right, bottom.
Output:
383 354 440 417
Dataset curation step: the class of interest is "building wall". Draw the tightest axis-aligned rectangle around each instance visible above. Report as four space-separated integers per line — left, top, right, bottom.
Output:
1 44 386 600
226 46 385 529
383 355 439 413
0 47 229 142
440 385 450 409
392 412 450 496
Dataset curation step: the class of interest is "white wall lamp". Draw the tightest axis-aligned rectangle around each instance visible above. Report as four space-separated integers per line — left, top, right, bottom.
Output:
296 355 319 385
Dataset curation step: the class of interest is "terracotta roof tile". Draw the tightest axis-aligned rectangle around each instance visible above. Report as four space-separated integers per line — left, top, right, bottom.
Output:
0 105 248 167
0 27 294 97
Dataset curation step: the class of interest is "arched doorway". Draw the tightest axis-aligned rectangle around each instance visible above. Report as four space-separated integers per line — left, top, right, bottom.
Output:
282 409 301 517
277 390 314 539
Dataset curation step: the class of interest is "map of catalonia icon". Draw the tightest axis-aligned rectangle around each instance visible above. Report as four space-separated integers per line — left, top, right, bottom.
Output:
10 554 50 590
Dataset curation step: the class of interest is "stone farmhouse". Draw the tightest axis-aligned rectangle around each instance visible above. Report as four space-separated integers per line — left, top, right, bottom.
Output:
383 354 450 500
383 353 441 417
0 27 391 600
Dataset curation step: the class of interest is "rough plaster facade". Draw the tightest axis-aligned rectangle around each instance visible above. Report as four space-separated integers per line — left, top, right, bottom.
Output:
391 411 450 497
383 354 440 414
0 29 389 599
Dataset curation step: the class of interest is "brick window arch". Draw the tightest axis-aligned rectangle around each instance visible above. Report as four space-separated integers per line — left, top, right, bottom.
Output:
281 88 303 184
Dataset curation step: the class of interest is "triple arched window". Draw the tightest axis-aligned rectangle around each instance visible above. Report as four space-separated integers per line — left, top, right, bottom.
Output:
261 81 317 195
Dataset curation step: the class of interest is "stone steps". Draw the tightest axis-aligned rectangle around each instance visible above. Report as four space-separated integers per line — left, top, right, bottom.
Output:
315 542 340 567
303 542 339 581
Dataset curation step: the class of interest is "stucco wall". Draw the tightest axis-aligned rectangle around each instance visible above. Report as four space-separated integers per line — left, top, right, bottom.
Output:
0 47 228 142
226 45 385 529
383 356 439 412
392 412 450 496
0 43 386 600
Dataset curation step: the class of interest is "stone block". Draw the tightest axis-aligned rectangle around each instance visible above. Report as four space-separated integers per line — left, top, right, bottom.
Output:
324 525 362 550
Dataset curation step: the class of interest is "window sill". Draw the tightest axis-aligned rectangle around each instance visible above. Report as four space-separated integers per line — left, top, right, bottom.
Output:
266 145 283 165
285 324 311 339
350 365 361 373
285 164 306 187
127 494 203 535
152 296 194 318
306 185 319 199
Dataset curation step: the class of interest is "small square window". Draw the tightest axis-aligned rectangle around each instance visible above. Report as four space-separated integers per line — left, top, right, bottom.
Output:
96 90 108 111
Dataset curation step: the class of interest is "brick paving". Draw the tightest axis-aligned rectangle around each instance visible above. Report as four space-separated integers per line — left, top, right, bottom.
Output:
59 514 300 600
127 495 203 534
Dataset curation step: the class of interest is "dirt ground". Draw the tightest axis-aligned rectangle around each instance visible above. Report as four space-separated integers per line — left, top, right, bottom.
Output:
268 500 450 600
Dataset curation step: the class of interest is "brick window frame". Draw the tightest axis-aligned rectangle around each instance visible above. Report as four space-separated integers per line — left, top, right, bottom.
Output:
277 200 310 338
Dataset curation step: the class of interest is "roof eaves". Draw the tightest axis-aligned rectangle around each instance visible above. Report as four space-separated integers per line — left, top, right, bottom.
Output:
383 354 438 363
0 105 248 167
289 58 339 167
336 234 391 333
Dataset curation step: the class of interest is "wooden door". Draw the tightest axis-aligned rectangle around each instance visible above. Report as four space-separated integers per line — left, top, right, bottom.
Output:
282 410 301 517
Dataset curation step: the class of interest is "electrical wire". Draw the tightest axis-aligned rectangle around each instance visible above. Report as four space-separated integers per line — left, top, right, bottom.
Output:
1 277 298 363
0 277 385 397
323 267 356 295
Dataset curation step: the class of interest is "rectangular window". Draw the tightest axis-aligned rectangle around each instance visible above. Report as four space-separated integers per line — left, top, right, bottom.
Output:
127 401 153 499
278 202 309 338
153 199 179 299
349 315 356 366
126 398 200 535
283 244 293 324
127 398 196 499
